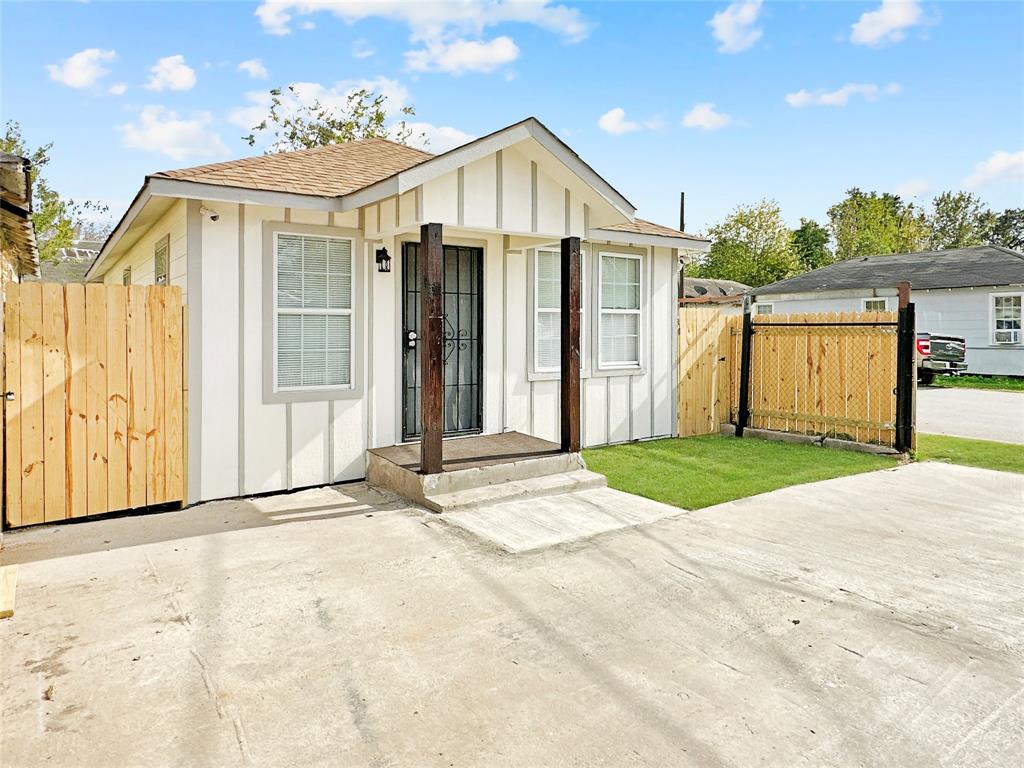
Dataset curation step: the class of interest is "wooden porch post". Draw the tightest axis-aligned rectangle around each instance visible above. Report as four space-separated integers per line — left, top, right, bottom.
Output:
560 236 581 453
419 223 444 474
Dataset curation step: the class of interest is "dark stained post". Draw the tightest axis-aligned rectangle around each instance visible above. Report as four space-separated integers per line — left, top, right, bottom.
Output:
897 280 911 310
895 280 916 453
420 223 444 474
560 236 581 453
736 307 753 437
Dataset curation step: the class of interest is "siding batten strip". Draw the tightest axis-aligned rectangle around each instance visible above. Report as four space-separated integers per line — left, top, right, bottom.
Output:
285 402 293 489
501 235 509 431
564 189 571 236
327 400 335 482
530 161 538 233
495 152 503 230
284 207 291 223
186 200 202 503
648 246 655 436
457 167 465 226
237 204 246 495
583 204 591 240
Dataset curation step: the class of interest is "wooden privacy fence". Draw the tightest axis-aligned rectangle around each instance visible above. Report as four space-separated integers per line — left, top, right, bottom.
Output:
677 306 741 437
678 307 913 449
3 283 185 528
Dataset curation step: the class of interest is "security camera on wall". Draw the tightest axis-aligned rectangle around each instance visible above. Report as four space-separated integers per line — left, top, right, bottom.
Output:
199 205 219 222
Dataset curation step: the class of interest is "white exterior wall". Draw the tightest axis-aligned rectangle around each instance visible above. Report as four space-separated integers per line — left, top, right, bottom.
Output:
754 287 1024 376
104 142 681 504
102 199 187 300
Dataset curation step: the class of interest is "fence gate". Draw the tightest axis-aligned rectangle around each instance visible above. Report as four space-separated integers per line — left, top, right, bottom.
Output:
3 283 185 528
677 306 742 437
733 309 915 451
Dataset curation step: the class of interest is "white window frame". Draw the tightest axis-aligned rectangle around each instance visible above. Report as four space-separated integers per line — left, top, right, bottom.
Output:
990 291 1023 345
598 250 643 370
271 230 356 393
862 297 888 312
755 303 774 316
533 248 587 373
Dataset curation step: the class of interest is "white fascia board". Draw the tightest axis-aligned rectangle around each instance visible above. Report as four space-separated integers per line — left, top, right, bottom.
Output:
85 183 152 281
148 177 344 212
338 118 636 221
591 229 711 251
751 287 900 302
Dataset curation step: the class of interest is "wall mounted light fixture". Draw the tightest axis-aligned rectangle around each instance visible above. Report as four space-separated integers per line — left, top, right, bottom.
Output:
375 247 391 273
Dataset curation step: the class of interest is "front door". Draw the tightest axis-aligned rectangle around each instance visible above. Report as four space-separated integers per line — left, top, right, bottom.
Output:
401 243 483 441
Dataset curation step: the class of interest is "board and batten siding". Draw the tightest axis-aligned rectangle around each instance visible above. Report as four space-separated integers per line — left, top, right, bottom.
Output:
756 287 1024 376
102 200 187 299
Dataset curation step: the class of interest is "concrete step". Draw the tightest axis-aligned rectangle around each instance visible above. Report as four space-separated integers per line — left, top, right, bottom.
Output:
422 469 607 513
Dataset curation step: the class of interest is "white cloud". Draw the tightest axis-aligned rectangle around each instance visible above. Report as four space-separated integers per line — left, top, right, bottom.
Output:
406 36 519 74
145 55 197 91
598 108 641 136
118 106 230 161
785 82 901 107
404 122 475 153
708 0 763 54
895 179 930 198
681 102 731 131
45 48 116 88
109 82 127 96
255 0 590 42
238 58 268 79
851 0 925 46
352 39 375 59
965 150 1024 188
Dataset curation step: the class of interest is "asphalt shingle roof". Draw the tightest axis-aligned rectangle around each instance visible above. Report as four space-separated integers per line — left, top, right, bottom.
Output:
596 218 705 241
754 245 1024 295
152 138 434 197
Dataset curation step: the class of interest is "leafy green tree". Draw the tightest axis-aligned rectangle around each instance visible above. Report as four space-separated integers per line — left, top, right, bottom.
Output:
791 218 833 271
1 121 109 262
244 85 420 153
691 200 799 287
985 208 1024 251
827 188 928 260
927 191 996 250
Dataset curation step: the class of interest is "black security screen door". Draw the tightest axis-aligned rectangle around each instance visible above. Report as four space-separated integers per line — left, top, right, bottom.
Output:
402 243 483 441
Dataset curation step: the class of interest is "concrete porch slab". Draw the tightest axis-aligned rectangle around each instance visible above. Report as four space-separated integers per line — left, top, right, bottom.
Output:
442 485 685 553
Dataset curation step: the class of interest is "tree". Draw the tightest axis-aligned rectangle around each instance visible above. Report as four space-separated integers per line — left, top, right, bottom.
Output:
791 218 833 271
926 191 995 250
827 188 928 260
690 200 799 287
985 208 1024 251
1 121 110 262
244 85 420 153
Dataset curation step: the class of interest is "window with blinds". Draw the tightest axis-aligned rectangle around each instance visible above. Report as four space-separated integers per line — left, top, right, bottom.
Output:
993 294 1022 344
154 235 169 285
599 253 641 367
534 250 586 372
274 233 354 390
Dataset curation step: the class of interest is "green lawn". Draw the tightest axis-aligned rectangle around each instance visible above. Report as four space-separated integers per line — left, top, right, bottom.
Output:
582 435 898 511
917 434 1024 474
930 374 1024 392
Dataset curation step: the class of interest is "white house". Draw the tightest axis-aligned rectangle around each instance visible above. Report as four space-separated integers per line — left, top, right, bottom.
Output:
749 246 1024 376
85 117 709 505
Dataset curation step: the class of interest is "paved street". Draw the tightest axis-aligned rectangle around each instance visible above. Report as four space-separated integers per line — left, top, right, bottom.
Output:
917 386 1024 443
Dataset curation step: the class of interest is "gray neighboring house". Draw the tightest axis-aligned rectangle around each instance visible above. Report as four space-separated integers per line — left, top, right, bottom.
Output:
750 245 1024 376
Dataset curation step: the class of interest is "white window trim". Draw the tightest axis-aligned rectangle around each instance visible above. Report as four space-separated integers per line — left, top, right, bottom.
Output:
598 250 643 370
990 291 1023 345
533 248 587 374
755 302 774 316
861 297 888 312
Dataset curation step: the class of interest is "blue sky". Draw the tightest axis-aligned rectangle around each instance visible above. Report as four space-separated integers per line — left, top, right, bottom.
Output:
2 1 1022 234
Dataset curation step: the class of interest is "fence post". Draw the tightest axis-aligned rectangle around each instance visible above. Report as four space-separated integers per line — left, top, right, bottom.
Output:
736 308 753 437
895 300 916 453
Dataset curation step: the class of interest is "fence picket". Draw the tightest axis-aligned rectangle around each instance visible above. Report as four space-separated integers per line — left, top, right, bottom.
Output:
4 288 22 527
65 285 88 519
42 283 67 522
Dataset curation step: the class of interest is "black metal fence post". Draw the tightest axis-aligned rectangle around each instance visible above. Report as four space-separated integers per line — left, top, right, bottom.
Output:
736 309 753 437
895 302 916 453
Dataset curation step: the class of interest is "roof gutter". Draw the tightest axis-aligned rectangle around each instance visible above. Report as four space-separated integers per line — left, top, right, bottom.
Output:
591 228 711 251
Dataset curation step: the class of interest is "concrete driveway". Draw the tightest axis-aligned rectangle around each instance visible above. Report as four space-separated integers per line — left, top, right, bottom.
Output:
917 386 1024 443
2 463 1021 768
